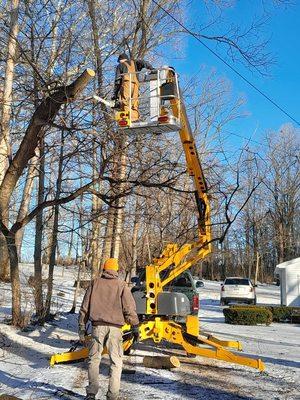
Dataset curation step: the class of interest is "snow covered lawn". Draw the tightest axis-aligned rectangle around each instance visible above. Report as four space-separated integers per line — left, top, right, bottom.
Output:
0 265 299 399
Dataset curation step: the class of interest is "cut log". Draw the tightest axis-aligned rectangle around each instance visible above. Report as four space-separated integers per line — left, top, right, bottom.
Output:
143 355 180 369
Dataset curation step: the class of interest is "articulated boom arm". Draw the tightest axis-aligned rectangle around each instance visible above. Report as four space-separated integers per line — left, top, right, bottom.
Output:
145 74 212 315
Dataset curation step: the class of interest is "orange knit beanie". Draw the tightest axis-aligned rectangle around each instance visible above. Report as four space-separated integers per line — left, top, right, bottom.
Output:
103 258 119 271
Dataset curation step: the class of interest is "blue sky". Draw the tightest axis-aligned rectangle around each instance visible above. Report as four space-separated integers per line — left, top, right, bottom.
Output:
167 0 299 146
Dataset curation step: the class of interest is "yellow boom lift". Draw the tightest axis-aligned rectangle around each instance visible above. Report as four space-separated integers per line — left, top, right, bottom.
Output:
50 67 265 372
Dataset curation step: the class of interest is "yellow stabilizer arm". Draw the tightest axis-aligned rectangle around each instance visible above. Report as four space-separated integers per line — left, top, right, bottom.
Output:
50 325 133 366
50 339 134 367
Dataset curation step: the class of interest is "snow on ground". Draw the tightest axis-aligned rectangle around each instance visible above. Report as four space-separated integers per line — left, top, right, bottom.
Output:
198 282 299 400
0 264 299 400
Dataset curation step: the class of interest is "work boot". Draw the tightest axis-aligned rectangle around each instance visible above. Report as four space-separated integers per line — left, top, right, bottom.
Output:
85 394 96 400
106 394 119 400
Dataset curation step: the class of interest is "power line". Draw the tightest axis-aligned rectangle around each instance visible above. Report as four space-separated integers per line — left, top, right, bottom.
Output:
151 0 300 127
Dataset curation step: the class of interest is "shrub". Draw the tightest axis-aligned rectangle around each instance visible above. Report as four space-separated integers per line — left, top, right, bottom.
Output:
227 304 300 323
291 308 300 323
224 307 273 326
229 305 300 323
270 306 300 323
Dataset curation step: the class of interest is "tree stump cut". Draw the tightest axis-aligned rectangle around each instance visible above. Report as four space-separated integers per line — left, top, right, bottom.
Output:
143 355 180 369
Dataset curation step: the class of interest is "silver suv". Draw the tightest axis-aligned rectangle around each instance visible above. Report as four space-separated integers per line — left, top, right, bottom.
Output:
220 277 257 306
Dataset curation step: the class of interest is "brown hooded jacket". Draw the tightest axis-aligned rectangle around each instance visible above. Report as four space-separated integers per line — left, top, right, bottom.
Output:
78 270 139 329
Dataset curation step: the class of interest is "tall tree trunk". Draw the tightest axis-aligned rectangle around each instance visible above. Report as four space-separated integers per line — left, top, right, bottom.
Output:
6 232 21 325
0 0 19 180
44 131 64 318
130 197 140 277
131 0 151 58
43 211 54 265
111 203 125 259
78 185 90 274
29 10 45 320
87 0 112 127
209 262 215 281
67 212 75 259
220 236 228 280
90 138 102 277
0 0 20 281
33 139 45 320
101 205 115 266
70 261 82 314
145 229 152 263
111 144 128 259
90 199 102 277
0 231 9 281
87 0 113 271
254 251 260 286
277 220 285 263
245 220 251 278
101 141 122 267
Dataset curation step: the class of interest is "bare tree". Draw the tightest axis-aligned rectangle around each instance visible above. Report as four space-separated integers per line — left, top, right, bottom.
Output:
0 0 20 280
0 69 95 325
264 126 300 264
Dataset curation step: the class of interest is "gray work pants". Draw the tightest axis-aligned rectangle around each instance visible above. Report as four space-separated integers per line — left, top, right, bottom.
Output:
86 325 123 399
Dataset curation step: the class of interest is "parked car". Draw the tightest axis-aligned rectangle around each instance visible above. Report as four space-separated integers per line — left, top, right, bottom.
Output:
220 277 257 306
165 271 200 315
132 270 200 315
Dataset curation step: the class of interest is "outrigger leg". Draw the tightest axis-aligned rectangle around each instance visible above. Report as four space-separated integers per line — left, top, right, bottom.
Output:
50 319 264 372
50 327 134 366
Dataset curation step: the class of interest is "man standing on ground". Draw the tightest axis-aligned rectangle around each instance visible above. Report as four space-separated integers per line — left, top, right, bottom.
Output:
79 258 140 400
112 53 154 122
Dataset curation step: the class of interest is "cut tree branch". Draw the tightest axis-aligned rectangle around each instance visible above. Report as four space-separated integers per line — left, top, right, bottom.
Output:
0 68 95 218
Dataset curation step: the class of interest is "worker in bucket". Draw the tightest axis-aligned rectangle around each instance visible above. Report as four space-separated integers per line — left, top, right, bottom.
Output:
78 258 140 400
112 53 154 122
